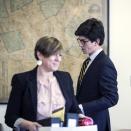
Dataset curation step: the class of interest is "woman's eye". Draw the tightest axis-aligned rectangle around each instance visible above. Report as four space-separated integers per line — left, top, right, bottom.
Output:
59 54 62 57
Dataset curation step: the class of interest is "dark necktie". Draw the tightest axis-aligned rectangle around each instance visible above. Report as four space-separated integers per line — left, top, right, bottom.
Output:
77 58 90 94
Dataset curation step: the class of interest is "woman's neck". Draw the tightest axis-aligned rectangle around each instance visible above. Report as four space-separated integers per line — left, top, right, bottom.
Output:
37 66 53 81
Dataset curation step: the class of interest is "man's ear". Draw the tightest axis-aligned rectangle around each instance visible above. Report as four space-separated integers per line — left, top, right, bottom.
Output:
96 39 100 45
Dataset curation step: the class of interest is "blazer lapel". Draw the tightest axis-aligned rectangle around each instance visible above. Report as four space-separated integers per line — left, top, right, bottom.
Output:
28 67 38 115
53 72 68 102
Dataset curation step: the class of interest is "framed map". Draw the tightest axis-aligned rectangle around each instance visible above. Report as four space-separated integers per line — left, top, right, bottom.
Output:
0 0 109 103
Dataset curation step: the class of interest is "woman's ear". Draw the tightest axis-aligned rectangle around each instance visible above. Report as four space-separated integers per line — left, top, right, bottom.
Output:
36 51 43 66
36 51 42 60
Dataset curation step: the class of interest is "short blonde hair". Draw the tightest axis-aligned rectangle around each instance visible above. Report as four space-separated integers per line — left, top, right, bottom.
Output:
34 36 63 60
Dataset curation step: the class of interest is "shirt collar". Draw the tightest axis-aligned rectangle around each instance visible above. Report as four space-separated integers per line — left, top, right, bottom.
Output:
89 48 103 61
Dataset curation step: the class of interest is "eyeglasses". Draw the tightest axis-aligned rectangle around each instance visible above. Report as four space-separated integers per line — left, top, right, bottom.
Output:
77 38 90 46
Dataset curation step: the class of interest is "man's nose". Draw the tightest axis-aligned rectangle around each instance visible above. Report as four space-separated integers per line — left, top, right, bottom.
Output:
56 55 61 61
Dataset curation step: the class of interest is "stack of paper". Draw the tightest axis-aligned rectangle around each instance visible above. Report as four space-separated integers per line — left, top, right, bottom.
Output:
52 107 65 121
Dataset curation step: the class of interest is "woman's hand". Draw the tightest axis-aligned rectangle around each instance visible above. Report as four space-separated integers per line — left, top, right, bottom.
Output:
20 119 42 131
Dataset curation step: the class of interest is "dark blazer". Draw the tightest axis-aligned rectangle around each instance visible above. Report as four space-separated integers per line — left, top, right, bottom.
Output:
76 51 119 131
5 67 81 129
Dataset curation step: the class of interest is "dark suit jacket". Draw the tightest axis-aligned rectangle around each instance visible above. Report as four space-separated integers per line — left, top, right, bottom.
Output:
76 51 119 131
5 67 81 129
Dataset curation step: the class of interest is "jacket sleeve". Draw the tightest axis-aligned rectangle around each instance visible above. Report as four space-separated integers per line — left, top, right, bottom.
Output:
5 74 25 128
83 62 119 114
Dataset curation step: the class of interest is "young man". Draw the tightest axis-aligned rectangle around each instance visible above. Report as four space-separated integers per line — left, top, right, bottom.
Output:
75 18 119 131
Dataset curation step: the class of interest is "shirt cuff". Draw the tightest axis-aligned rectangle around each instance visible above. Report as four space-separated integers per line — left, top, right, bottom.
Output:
14 118 25 127
79 104 85 115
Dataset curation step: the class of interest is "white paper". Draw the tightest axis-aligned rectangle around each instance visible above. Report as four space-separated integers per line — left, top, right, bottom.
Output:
51 123 60 127
38 125 97 131
67 119 77 127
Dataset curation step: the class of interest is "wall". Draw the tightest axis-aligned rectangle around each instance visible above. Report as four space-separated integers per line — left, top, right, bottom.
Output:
0 0 106 103
0 105 12 131
109 0 131 130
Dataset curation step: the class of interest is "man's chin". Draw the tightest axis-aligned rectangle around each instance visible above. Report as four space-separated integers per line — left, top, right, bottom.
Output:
82 50 89 54
82 50 87 54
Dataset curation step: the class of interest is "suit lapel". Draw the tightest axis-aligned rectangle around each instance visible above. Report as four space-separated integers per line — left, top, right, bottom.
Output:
84 51 105 75
77 51 105 94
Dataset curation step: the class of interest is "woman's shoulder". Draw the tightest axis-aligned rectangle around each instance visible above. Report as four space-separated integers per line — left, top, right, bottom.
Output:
12 67 37 79
55 70 70 76
54 70 72 81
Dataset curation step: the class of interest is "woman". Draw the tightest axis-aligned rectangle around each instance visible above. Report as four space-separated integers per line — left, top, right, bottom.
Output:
5 36 87 131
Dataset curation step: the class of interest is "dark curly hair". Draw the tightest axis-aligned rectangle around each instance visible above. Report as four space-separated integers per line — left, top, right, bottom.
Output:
75 18 105 45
